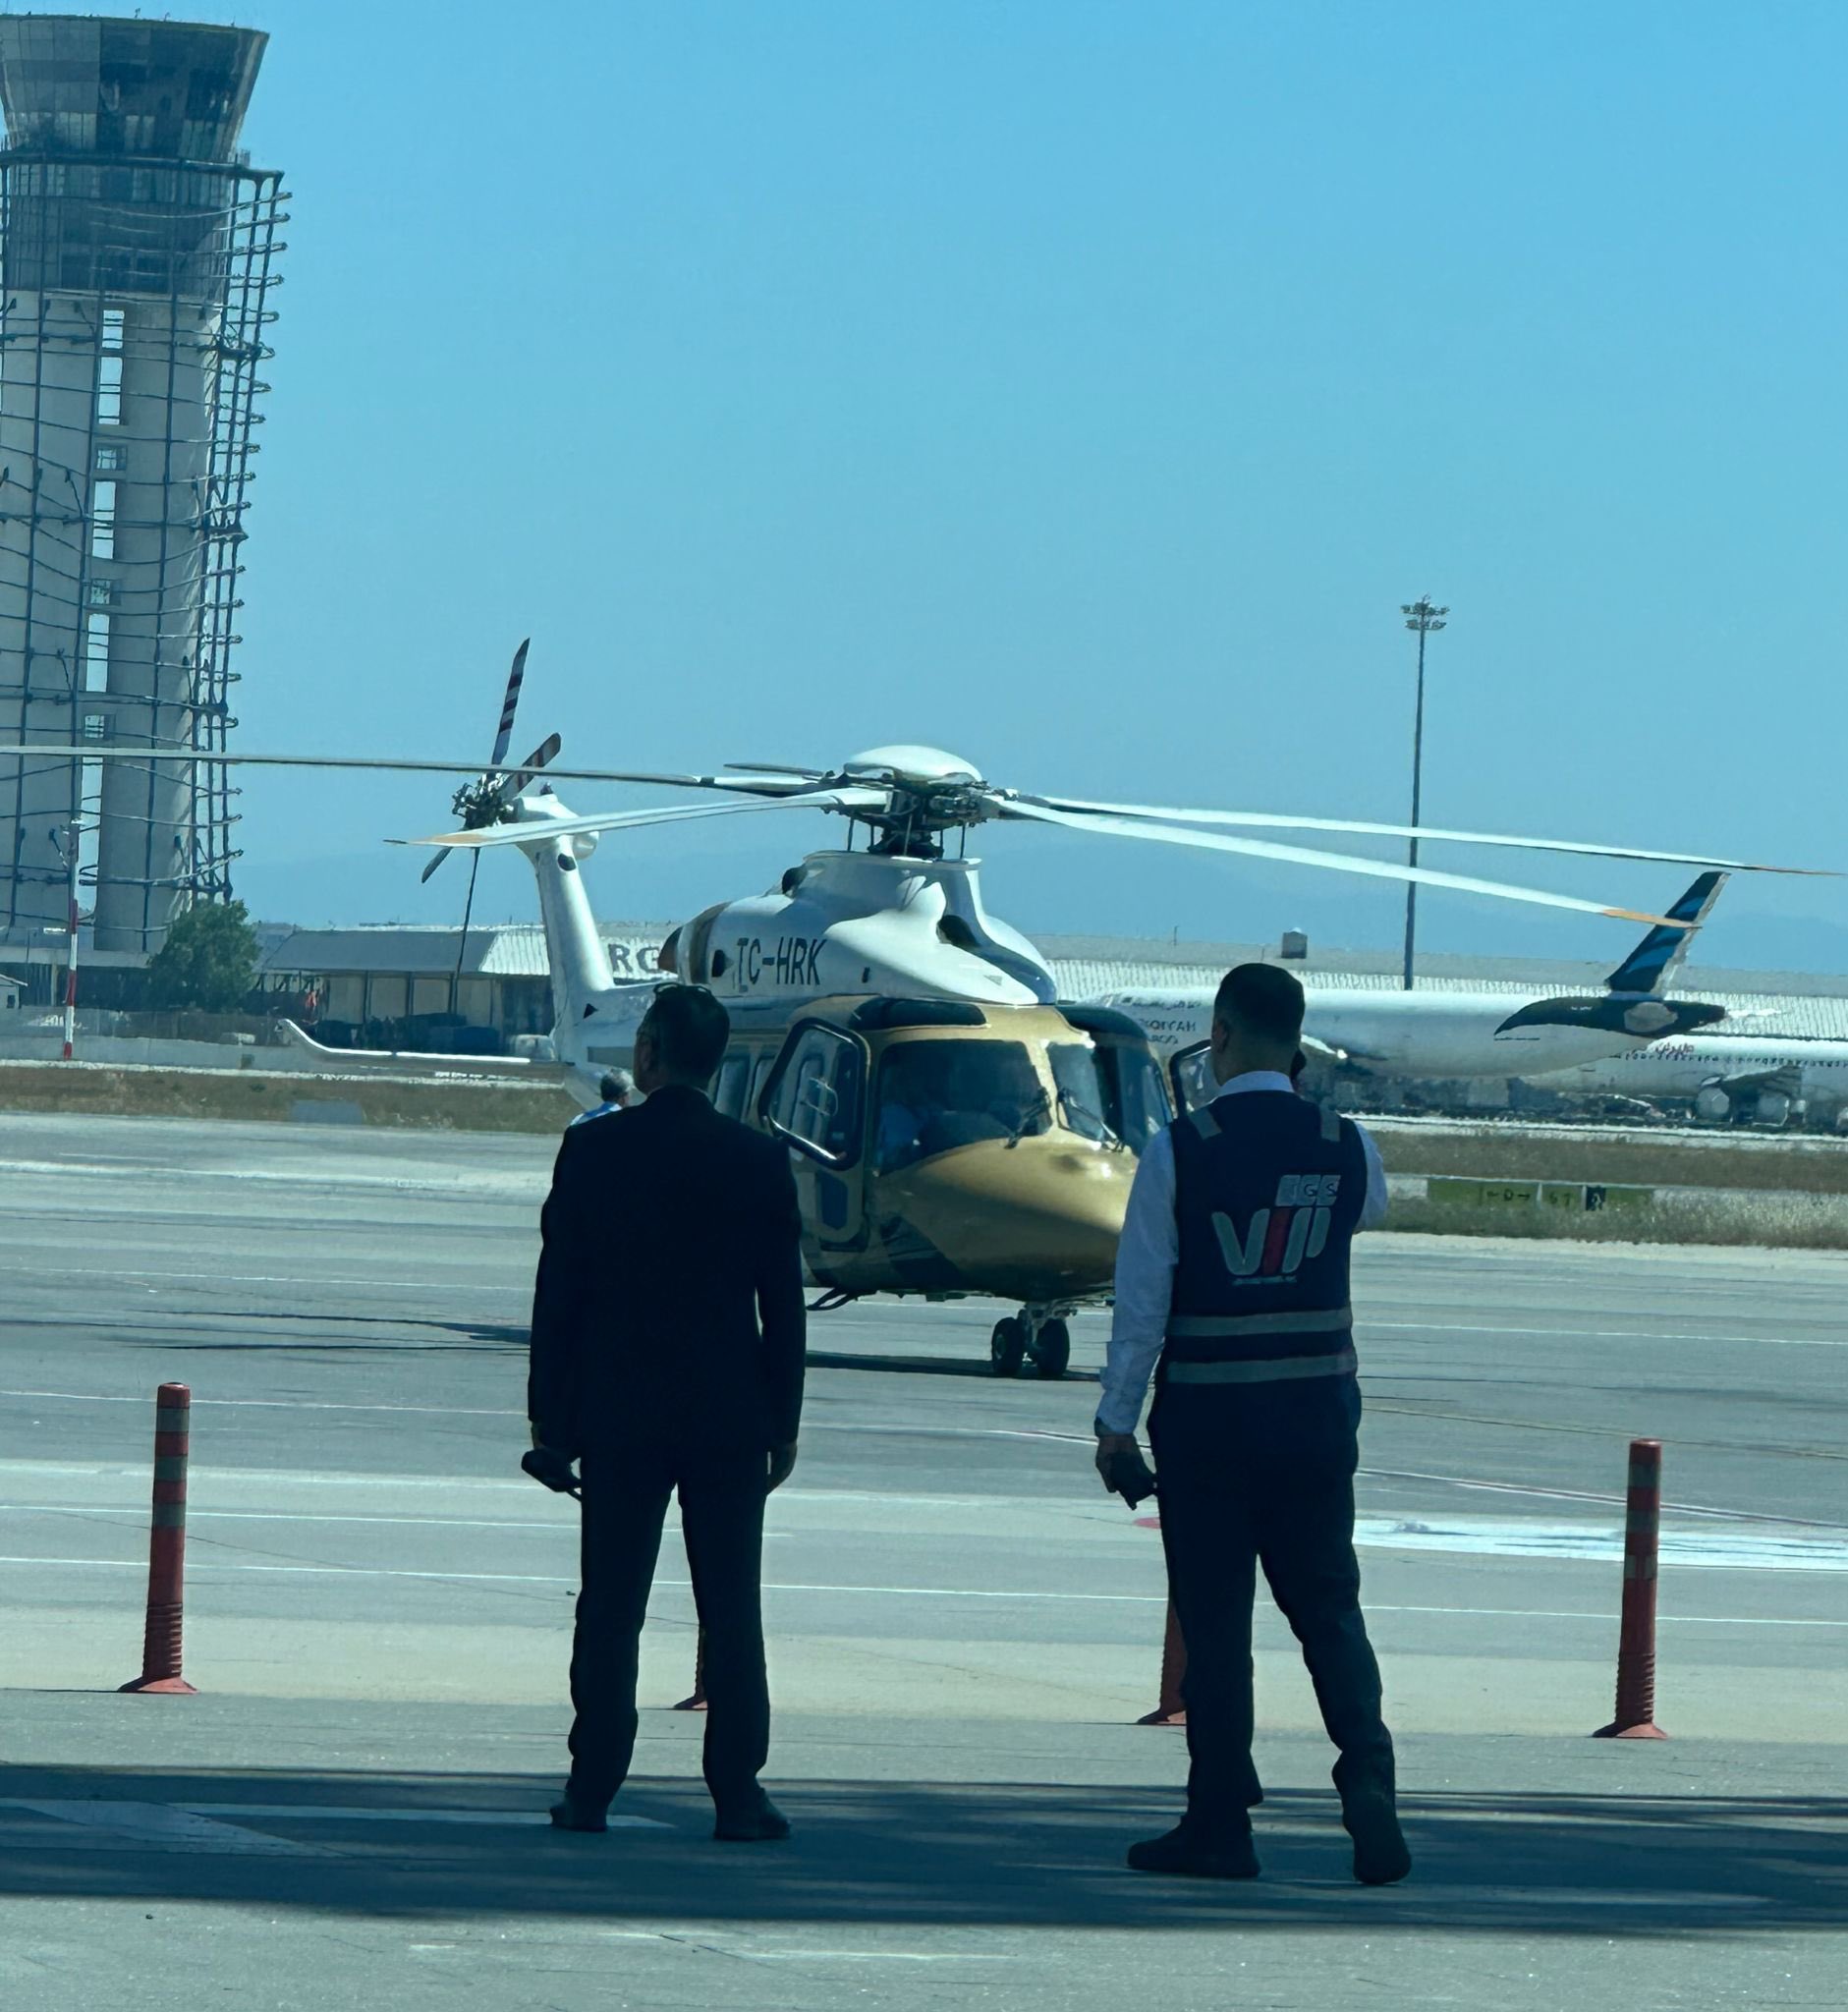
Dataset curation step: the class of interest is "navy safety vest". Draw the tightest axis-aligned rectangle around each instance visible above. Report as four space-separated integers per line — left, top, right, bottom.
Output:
1162 1090 1368 1388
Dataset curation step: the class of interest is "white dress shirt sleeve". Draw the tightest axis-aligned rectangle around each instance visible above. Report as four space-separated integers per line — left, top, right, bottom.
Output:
1354 1118 1388 1231
1097 1126 1177 1436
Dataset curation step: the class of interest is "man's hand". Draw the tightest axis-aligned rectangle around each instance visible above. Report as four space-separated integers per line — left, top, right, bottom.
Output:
521 1444 582 1496
1094 1431 1157 1506
767 1441 798 1493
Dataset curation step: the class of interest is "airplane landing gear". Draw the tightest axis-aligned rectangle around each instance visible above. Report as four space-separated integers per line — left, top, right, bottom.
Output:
989 1316 1027 1377
989 1305 1076 1379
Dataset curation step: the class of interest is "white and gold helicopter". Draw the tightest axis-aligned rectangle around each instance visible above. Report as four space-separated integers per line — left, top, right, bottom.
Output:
0 647 1812 1376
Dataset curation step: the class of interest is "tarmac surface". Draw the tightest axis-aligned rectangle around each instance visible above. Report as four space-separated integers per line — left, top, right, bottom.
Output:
1 1111 1844 2009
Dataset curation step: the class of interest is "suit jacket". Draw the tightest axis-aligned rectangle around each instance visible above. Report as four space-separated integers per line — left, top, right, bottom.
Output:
528 1084 807 1455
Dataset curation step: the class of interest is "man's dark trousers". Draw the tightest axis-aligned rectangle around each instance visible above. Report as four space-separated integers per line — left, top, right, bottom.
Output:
568 1443 769 1807
1149 1374 1394 1825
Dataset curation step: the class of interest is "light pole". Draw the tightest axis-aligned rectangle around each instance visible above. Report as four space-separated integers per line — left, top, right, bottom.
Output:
49 818 85 1060
1399 596 1448 990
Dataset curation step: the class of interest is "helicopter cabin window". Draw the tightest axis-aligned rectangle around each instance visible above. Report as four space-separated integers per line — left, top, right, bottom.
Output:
1095 1041 1171 1152
748 1052 777 1124
1171 1043 1216 1114
713 1050 752 1120
768 1026 864 1163
1047 1043 1115 1146
873 1039 1049 1173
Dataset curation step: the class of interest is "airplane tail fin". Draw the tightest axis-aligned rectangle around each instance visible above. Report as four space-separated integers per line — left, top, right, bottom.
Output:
1604 870 1727 995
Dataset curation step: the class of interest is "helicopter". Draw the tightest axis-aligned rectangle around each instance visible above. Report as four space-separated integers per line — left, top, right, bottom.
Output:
383 651 1815 1375
0 647 1820 1377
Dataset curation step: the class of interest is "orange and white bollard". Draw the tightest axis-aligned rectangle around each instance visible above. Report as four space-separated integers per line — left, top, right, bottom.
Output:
120 1382 197 1696
671 1627 707 1712
1594 1436 1666 1739
1136 1599 1187 1726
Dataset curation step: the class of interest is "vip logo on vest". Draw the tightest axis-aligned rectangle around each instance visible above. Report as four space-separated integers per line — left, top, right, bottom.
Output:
1211 1172 1342 1279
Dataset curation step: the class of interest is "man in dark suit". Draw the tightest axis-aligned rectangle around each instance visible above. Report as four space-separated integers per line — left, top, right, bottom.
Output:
529 983 806 1842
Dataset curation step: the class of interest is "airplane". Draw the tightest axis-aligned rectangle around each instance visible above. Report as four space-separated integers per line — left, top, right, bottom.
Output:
0 649 1818 1374
1526 1033 1848 1130
1098 871 1732 1105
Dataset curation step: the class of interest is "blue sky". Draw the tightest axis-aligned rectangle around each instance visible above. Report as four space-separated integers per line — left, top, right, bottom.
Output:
77 0 1848 968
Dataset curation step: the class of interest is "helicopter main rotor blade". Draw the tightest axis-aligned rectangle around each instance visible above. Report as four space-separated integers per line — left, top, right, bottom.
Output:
1014 794 1831 877
488 639 531 769
394 785 886 851
0 747 826 795
998 799 1679 926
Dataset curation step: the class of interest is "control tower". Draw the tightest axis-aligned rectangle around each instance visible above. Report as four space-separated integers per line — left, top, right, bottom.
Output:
0 15 283 952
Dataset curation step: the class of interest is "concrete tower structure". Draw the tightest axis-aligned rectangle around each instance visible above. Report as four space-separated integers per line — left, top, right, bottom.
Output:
0 15 283 952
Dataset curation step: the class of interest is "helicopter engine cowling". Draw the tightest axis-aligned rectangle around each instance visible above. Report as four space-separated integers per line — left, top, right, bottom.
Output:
667 852 1055 1008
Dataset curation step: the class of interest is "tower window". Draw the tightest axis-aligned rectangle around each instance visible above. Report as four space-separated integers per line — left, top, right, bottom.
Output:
90 479 116 559
82 712 107 742
95 443 125 473
96 307 125 426
83 612 110 688
85 579 114 608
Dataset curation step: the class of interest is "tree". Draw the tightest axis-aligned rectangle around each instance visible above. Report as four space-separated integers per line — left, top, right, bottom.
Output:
145 900 258 1013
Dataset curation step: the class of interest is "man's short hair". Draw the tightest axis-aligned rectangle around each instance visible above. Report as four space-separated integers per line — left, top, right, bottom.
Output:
1213 962 1306 1045
597 1069 634 1102
640 983 730 1085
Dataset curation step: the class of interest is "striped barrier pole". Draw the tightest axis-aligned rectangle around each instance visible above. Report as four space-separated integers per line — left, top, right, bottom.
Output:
1593 1437 1666 1739
1136 1599 1187 1726
120 1383 197 1695
671 1627 707 1712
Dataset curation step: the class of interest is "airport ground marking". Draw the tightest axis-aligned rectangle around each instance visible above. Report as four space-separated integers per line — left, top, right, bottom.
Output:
3 1553 1845 1622
6 1799 335 1855
177 1803 668 1830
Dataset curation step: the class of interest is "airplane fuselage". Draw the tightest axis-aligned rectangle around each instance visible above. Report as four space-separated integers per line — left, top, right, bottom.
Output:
1528 1035 1848 1111
1097 985 1694 1081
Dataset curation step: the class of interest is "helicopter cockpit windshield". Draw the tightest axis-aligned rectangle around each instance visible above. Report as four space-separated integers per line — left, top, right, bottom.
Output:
874 1040 1051 1172
1049 1041 1168 1155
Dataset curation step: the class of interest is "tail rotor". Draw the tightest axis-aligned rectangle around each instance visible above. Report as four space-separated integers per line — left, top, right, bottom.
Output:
418 641 560 1008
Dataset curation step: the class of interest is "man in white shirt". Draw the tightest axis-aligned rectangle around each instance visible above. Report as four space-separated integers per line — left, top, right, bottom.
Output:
1095 963 1408 1886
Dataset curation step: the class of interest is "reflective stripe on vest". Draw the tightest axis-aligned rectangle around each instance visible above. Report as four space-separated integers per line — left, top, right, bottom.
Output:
1189 1096 1342 1144
1168 1304 1354 1339
1166 1346 1358 1386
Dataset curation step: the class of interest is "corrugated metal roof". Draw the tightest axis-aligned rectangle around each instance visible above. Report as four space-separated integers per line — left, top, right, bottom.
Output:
260 922 676 981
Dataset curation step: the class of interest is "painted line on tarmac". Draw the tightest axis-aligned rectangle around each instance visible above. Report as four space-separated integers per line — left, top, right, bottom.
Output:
1359 1466 1848 1533
10 1497 1848 1571
1368 1318 1841 1350
179 1803 667 1830
2 1555 1843 1624
5 1799 335 1856
0 1158 540 1198
0 1264 525 1295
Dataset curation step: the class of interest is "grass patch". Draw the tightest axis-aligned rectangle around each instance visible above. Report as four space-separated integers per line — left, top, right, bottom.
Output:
1375 1128 1848 1196
1384 1190 1848 1251
0 1064 576 1134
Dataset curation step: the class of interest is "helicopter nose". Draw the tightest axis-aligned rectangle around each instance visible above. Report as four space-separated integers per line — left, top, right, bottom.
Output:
894 1140 1132 1296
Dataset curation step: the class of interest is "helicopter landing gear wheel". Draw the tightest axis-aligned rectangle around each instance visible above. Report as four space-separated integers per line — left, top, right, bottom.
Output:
1031 1316 1072 1380
990 1316 1027 1377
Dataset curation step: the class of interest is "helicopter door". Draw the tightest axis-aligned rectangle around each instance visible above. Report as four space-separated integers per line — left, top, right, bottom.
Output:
761 1022 869 1254
1168 1038 1215 1114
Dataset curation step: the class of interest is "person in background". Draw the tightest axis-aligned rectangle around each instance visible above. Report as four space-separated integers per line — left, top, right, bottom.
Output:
570 1069 635 1126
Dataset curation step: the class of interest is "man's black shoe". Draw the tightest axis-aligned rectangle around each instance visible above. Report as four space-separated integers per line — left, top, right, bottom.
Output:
548 1790 610 1834
712 1792 790 1843
1126 1820 1260 1880
1343 1791 1411 1885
